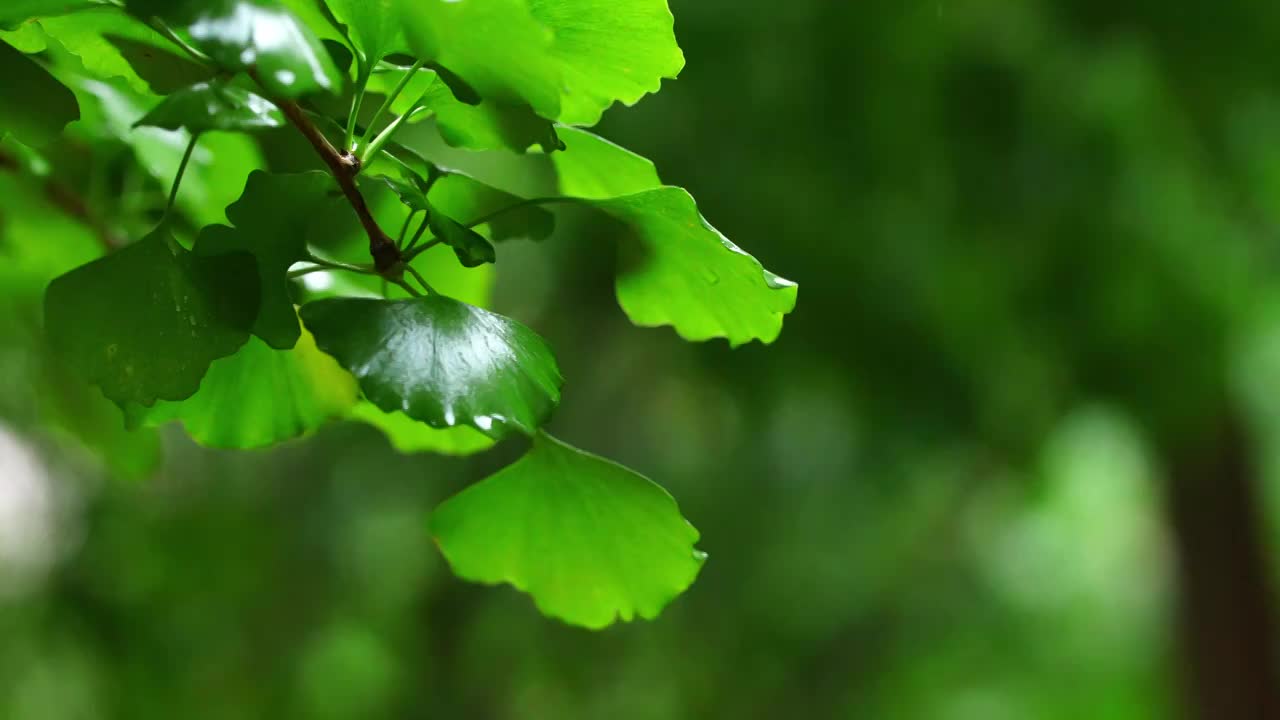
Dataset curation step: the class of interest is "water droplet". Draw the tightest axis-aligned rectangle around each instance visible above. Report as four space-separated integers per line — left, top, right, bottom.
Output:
105 344 118 359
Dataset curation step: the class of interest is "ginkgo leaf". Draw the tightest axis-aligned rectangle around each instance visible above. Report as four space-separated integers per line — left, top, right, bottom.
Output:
64 73 266 227
529 0 684 126
398 0 682 125
323 0 403 67
428 206 496 267
369 164 554 244
300 295 562 438
552 127 797 346
398 0 560 117
349 402 494 456
125 329 359 449
44 228 260 408
431 432 706 629
195 170 357 350
0 0 105 29
35 7 179 95
135 0 343 98
134 80 283 133
366 65 560 153
0 40 78 147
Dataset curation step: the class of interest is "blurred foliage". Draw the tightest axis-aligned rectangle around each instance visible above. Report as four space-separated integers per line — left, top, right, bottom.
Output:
3 0 1280 717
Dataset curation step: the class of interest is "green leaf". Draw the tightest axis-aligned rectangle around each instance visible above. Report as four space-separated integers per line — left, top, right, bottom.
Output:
0 0 106 29
528 0 684 126
371 165 555 243
66 74 267 227
126 328 359 449
195 170 355 349
323 0 402 67
553 127 797 346
429 205 496 268
366 65 560 153
431 432 705 629
398 0 682 125
397 0 561 117
134 80 283 133
349 402 494 456
103 35 213 93
300 295 562 438
151 0 343 98
36 7 180 95
0 40 78 147
44 228 260 408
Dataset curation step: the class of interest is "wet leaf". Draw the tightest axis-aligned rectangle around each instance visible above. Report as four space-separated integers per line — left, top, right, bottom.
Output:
134 80 283 133
0 40 78 147
44 228 260 407
301 295 562 438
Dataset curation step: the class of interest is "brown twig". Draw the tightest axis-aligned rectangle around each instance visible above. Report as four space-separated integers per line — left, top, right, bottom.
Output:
0 150 124 252
273 97 402 274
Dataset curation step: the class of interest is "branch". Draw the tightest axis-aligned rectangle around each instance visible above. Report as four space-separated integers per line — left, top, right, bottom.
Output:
273 96 402 273
0 150 124 252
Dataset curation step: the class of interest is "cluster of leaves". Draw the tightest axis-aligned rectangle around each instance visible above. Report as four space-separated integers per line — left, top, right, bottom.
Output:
0 0 796 628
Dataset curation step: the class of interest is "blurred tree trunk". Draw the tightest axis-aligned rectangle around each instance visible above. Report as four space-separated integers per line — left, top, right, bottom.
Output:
1164 414 1279 719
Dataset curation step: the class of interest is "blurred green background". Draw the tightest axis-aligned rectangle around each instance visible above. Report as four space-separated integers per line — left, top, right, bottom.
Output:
3 0 1280 717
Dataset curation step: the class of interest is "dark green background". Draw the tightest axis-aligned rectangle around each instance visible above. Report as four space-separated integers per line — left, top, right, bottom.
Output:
3 0 1280 717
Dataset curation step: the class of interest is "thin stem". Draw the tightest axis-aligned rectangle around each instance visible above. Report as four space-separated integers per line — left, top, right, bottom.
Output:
147 18 212 66
396 209 420 249
393 278 423 297
464 197 578 229
268 94 401 272
404 264 437 295
287 266 332 280
360 59 425 151
359 112 409 167
404 213 432 254
166 133 200 216
303 253 378 275
344 61 370 152
403 238 440 264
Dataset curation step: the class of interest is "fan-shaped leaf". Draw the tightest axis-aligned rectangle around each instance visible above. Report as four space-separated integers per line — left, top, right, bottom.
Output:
349 402 494 456
300 295 562 438
126 329 358 448
0 41 78 147
432 432 705 629
134 80 283 133
553 127 797 346
44 228 260 408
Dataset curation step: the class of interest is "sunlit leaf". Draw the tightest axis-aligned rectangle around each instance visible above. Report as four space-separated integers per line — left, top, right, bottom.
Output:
529 0 683 125
323 0 402 67
36 7 178 95
432 432 705 629
126 329 358 449
553 127 797 346
301 295 562 438
366 65 561 153
44 228 260 407
134 80 283 133
0 0 106 29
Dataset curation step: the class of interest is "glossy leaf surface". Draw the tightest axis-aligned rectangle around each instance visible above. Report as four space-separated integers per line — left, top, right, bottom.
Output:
163 0 343 98
195 171 353 349
300 295 562 438
553 127 797 345
134 81 283 133
349 402 494 456
126 329 358 449
432 432 706 629
44 229 260 407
